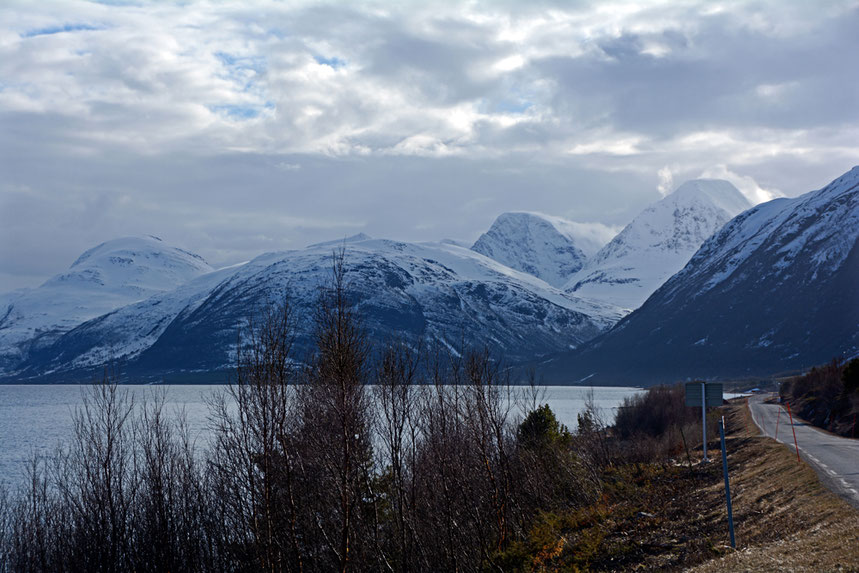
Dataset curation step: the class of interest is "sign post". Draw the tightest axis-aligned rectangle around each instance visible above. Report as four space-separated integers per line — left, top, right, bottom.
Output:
685 381 723 463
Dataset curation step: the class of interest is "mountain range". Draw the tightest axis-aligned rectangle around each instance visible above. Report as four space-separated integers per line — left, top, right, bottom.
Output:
2 168 855 383
543 166 859 384
4 238 620 381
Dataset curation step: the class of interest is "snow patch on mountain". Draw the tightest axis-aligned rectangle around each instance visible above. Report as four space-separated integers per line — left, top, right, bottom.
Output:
564 179 751 310
664 166 859 301
471 212 616 287
0 236 213 374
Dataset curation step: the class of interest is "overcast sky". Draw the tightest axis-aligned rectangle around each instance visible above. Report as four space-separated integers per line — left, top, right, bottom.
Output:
2 0 858 291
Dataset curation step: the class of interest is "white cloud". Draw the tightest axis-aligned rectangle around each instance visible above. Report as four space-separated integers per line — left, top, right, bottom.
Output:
568 135 646 156
493 54 526 73
657 165 674 197
1 0 857 288
698 165 782 205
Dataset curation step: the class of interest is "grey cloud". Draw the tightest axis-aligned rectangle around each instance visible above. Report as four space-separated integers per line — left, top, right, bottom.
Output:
534 6 859 138
1 0 857 290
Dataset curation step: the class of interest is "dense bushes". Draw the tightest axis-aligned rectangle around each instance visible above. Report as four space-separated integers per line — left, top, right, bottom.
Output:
0 254 603 573
780 358 859 437
613 383 713 462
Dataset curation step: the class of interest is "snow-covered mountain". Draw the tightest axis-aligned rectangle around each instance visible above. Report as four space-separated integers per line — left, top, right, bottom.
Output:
0 236 213 374
545 167 859 384
564 179 751 311
8 237 624 381
471 212 614 288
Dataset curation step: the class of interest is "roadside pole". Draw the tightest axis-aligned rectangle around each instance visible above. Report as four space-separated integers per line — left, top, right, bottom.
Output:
719 416 736 548
701 382 708 462
684 382 723 463
787 402 800 463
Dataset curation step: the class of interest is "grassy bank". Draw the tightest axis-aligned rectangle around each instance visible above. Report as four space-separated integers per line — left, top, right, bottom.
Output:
507 398 859 572
689 398 859 572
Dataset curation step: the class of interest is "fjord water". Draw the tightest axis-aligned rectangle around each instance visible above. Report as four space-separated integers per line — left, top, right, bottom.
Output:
0 384 643 488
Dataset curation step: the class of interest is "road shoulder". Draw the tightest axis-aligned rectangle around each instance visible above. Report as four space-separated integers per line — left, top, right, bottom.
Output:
748 394 859 510
688 398 859 572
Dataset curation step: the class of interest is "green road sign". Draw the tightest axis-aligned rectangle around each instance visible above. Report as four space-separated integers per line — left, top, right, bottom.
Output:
685 382 723 408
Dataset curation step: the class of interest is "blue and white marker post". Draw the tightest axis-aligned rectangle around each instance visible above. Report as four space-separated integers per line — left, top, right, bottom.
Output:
719 416 736 549
701 382 707 461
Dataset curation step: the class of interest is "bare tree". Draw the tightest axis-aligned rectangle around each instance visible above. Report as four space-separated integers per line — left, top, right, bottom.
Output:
373 341 422 570
54 374 138 572
298 249 374 572
208 296 300 572
132 389 213 572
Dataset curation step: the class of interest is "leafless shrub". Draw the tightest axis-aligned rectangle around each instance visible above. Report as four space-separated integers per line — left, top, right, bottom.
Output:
132 390 213 572
372 341 421 570
294 249 376 572
1 251 613 573
207 296 301 571
613 383 708 462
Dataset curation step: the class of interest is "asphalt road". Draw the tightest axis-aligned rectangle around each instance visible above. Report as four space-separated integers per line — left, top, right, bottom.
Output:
748 394 859 509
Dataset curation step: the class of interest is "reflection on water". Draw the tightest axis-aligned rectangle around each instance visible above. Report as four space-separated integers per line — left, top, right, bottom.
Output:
0 384 643 488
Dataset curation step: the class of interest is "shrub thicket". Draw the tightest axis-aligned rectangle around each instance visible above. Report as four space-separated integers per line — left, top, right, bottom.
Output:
780 357 859 436
0 252 603 573
613 383 713 462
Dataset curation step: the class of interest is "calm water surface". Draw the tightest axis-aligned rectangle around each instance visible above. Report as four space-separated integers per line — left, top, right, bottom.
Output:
0 384 643 488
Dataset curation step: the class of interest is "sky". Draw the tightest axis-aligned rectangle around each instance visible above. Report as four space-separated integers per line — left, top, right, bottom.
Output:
1 0 858 291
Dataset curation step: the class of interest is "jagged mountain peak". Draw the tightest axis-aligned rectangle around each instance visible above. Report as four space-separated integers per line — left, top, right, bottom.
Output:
666 178 751 215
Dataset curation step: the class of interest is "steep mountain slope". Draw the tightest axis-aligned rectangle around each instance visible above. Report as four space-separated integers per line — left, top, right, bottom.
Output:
0 236 212 375
564 180 751 310
471 212 614 287
544 167 859 384
11 238 624 381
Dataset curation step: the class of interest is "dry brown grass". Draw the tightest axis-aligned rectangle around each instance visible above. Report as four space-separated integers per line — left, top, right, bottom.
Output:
687 399 859 572
497 398 859 572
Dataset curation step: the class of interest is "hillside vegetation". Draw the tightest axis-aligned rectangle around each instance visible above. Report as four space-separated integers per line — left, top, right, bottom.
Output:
1 257 856 571
780 358 859 438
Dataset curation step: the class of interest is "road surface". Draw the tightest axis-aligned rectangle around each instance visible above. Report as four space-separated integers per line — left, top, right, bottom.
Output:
748 394 859 509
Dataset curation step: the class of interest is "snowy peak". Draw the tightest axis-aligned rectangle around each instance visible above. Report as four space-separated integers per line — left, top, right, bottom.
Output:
471 212 613 287
666 166 859 300
596 179 750 260
52 236 213 294
547 166 859 384
668 179 751 216
565 179 751 310
0 237 213 374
